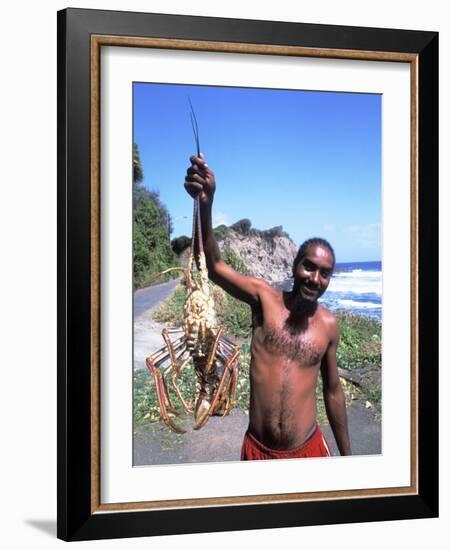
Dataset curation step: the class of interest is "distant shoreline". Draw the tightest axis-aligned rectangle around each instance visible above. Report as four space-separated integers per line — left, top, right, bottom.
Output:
333 260 382 273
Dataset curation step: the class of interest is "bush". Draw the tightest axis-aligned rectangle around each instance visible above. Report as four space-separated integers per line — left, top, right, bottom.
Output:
336 312 381 371
171 235 191 255
222 247 249 275
231 218 252 235
148 291 381 425
234 343 250 410
213 224 229 240
262 225 283 239
153 285 187 326
133 186 176 289
217 294 252 338
133 358 196 428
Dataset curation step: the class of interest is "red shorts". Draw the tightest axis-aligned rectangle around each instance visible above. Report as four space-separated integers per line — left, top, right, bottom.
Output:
240 424 332 460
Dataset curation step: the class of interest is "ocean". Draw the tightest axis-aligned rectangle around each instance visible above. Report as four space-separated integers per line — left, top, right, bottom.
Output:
280 261 382 321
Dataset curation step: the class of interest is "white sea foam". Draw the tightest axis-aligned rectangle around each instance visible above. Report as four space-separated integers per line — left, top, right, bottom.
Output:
335 270 379 278
337 299 382 309
328 271 382 295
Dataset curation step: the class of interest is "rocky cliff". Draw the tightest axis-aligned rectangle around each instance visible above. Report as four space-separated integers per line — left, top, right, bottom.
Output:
172 219 297 284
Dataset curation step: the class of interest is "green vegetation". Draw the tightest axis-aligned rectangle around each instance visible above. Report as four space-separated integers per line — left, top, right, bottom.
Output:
336 312 381 370
133 143 177 289
212 219 291 242
153 248 252 339
134 360 197 429
259 225 291 240
134 215 381 427
134 343 252 429
133 143 144 184
218 295 252 338
222 247 249 275
171 235 191 255
231 218 252 235
139 281 382 427
153 284 187 326
333 312 382 418
154 285 381 373
213 224 229 240
153 282 252 339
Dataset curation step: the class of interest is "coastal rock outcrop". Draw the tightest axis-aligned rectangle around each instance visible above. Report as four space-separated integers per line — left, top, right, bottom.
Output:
172 219 297 284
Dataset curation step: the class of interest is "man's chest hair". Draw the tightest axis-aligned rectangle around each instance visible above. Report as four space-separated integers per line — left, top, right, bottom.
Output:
260 324 324 366
252 296 329 366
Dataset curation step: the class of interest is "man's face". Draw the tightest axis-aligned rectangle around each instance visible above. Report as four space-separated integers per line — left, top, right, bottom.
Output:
293 245 334 303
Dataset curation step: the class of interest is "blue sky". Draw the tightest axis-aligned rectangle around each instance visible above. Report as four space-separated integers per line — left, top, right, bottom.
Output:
133 82 381 263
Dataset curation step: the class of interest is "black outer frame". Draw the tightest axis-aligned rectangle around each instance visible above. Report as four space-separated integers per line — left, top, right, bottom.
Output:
57 8 438 542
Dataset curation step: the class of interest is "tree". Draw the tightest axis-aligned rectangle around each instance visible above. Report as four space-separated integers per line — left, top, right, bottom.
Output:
132 144 176 288
167 212 174 237
171 235 191 254
231 218 252 235
133 142 144 184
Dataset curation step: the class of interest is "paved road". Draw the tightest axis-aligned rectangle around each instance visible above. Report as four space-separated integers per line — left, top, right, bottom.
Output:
133 400 381 465
133 278 181 370
134 278 180 320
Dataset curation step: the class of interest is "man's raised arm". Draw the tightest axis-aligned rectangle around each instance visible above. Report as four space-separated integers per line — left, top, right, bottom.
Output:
184 154 265 306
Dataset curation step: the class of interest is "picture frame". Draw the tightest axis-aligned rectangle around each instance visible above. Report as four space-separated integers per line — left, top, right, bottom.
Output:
57 8 438 541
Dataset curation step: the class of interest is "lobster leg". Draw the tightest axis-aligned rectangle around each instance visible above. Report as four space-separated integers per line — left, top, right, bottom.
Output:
170 353 193 413
223 363 239 415
146 354 186 434
162 328 185 377
160 329 195 413
216 340 240 415
153 335 186 415
216 353 240 416
194 334 240 430
150 332 184 365
204 326 224 374
146 332 191 433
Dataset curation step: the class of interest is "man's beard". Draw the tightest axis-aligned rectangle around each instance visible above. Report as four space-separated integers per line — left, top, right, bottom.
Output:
284 283 318 334
289 290 318 317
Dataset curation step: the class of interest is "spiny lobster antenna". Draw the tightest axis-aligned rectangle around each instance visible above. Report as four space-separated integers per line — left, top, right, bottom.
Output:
188 96 205 257
188 95 201 157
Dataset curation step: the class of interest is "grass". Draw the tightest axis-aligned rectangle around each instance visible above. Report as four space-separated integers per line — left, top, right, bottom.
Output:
152 284 187 326
336 311 381 370
133 342 251 428
134 361 197 430
136 285 382 428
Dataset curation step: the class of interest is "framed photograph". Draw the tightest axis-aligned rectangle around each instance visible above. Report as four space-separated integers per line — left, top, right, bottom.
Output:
57 8 438 541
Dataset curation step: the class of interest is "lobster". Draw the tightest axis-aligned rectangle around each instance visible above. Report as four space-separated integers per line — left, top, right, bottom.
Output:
145 99 240 433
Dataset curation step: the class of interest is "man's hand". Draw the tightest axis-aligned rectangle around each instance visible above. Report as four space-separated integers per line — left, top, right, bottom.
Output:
183 152 262 305
184 154 216 207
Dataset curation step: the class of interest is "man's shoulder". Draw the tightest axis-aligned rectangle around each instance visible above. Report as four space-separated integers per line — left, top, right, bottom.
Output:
317 305 339 333
257 279 281 297
243 277 280 308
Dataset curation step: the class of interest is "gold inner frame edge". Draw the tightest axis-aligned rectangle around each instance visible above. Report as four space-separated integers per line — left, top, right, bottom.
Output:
90 35 419 514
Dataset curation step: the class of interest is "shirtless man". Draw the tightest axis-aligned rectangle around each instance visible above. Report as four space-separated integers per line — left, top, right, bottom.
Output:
184 154 351 459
